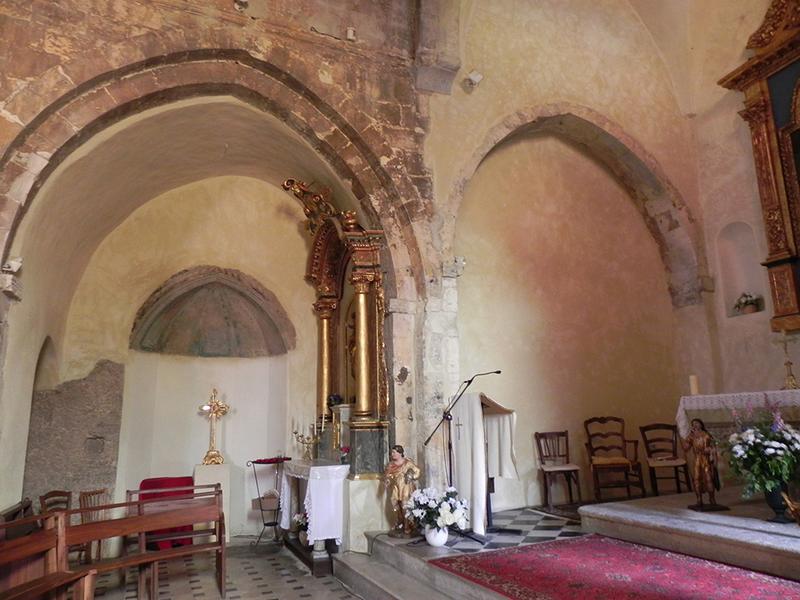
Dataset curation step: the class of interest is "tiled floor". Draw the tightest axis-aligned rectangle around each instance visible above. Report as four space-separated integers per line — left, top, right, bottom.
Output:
93 539 358 600
92 509 584 598
439 507 584 553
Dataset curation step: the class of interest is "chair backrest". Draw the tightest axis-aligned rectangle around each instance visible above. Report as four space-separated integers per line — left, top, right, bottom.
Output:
639 423 679 460
78 489 110 524
534 431 570 465
584 416 627 458
39 490 71 515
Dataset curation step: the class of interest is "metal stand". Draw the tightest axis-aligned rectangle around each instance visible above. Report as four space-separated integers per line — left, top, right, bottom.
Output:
247 457 290 545
424 370 501 545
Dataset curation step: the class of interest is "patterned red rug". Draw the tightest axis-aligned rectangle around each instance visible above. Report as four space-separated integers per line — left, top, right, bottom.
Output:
429 534 800 599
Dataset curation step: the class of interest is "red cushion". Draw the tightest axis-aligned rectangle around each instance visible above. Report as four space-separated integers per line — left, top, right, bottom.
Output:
251 457 292 465
138 476 195 549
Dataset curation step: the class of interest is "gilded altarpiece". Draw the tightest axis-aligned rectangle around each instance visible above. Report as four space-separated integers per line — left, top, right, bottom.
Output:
721 0 800 330
282 179 389 477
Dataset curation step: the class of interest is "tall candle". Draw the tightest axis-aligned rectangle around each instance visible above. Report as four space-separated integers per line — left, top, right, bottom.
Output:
689 374 699 395
321 411 325 432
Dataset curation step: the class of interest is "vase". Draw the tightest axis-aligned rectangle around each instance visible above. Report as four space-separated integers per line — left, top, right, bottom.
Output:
299 530 310 546
764 484 794 523
424 525 448 547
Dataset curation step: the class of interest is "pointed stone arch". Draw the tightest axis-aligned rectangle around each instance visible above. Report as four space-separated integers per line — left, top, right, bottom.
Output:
446 103 707 307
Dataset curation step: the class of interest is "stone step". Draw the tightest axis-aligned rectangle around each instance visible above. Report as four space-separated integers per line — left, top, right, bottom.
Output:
333 551 452 600
365 534 507 600
580 485 800 581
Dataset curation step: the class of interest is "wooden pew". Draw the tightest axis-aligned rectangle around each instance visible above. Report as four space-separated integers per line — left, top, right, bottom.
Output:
0 498 35 541
0 512 97 600
64 484 225 599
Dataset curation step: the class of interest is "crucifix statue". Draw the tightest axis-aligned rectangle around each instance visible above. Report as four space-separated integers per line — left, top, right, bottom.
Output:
199 388 230 465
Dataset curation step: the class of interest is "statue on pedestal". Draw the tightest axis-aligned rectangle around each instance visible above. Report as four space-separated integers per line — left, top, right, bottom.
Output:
682 418 728 511
383 445 420 537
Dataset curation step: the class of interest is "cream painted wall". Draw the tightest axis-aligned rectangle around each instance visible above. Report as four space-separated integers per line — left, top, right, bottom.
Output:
116 351 287 535
431 0 700 251
455 134 677 509
64 174 319 459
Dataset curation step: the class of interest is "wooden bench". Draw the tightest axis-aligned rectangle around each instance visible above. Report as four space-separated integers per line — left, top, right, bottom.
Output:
0 512 96 600
63 484 225 599
0 498 35 542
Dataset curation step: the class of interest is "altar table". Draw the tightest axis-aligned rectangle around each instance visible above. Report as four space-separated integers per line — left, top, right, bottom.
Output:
279 459 350 545
676 389 800 438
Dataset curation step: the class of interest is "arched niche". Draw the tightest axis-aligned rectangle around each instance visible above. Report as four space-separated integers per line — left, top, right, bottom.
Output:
717 222 766 317
130 266 297 358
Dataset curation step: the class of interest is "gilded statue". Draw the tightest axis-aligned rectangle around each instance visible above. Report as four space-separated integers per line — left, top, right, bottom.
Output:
383 445 421 537
681 418 727 511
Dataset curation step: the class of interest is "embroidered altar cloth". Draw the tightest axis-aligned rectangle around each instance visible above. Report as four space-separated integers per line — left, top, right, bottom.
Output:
676 389 800 437
279 459 350 545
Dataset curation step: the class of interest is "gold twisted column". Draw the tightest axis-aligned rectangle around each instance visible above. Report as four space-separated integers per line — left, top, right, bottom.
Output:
352 277 374 421
313 298 338 423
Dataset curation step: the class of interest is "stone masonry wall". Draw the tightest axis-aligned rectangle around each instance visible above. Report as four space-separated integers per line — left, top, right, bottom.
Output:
22 360 124 505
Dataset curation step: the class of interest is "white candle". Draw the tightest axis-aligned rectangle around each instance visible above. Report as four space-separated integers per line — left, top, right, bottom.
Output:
689 374 699 395
321 412 325 432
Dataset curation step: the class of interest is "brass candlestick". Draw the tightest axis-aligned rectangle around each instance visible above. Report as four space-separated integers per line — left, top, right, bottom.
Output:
199 388 230 465
292 429 319 461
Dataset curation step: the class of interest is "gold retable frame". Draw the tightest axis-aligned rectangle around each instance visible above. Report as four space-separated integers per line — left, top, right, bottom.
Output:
282 179 390 433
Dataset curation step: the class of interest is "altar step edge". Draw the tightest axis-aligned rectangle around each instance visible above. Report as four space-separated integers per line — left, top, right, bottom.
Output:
332 532 506 600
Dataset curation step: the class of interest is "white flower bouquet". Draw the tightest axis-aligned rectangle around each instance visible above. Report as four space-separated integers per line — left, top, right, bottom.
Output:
728 406 800 495
405 486 469 532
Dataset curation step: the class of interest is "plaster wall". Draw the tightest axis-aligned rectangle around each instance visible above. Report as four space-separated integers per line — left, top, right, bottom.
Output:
686 0 796 392
455 134 677 509
62 175 316 432
117 351 287 536
430 0 700 252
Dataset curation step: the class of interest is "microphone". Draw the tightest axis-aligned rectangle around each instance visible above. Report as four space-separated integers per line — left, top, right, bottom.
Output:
464 370 502 383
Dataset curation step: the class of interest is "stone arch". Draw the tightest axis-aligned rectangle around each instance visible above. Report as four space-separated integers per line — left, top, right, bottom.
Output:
130 266 297 358
0 49 427 301
446 103 706 307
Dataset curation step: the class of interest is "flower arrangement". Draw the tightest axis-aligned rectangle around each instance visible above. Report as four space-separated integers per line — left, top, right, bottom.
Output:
733 292 760 313
405 486 469 532
339 445 351 462
727 401 800 496
292 512 308 532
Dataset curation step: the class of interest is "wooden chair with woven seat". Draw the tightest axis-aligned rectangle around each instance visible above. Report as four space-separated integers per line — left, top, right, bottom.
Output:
639 423 691 496
534 431 582 508
78 488 111 563
584 416 645 501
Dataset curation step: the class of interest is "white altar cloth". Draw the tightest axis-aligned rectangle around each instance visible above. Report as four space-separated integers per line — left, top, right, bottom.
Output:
279 459 350 545
676 389 800 437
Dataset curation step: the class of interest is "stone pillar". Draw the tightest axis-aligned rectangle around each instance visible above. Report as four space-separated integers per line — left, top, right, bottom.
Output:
313 298 338 426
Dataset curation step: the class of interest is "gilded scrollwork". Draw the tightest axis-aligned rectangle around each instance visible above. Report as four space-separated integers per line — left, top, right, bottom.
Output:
747 0 800 51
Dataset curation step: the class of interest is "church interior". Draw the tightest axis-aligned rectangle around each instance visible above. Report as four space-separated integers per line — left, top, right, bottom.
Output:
2 1 800 599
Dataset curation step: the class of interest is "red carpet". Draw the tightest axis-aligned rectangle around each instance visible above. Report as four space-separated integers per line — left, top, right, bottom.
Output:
430 535 800 599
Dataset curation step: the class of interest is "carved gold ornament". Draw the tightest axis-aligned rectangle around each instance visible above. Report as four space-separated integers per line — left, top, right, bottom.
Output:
199 388 230 465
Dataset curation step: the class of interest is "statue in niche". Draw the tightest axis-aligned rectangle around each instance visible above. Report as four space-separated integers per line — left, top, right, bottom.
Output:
344 303 357 403
682 419 728 511
383 445 420 537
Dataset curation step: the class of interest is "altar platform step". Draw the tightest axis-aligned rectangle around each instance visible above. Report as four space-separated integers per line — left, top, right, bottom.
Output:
580 484 800 581
333 533 505 600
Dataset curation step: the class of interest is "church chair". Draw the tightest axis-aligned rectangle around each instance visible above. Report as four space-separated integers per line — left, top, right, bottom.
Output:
584 416 645 501
78 488 111 563
38 490 71 514
639 423 691 496
534 431 582 508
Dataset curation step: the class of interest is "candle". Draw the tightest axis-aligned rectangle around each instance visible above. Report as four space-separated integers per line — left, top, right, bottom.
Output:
689 374 699 395
322 411 325 432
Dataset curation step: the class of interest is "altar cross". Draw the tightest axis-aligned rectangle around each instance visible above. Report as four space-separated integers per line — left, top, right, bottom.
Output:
454 417 464 441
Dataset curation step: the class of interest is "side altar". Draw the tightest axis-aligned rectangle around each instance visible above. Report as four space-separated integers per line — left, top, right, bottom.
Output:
676 389 800 438
280 459 350 575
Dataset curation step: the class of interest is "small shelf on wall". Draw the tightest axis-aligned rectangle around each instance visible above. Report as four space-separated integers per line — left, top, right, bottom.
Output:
717 222 767 319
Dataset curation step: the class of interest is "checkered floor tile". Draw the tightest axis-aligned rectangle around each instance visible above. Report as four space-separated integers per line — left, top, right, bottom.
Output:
438 507 585 553
93 539 357 600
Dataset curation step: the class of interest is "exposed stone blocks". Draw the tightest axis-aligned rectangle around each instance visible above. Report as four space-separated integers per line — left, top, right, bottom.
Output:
22 360 124 504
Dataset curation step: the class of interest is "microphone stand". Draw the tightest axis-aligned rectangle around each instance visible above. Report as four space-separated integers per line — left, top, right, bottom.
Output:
423 370 501 545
